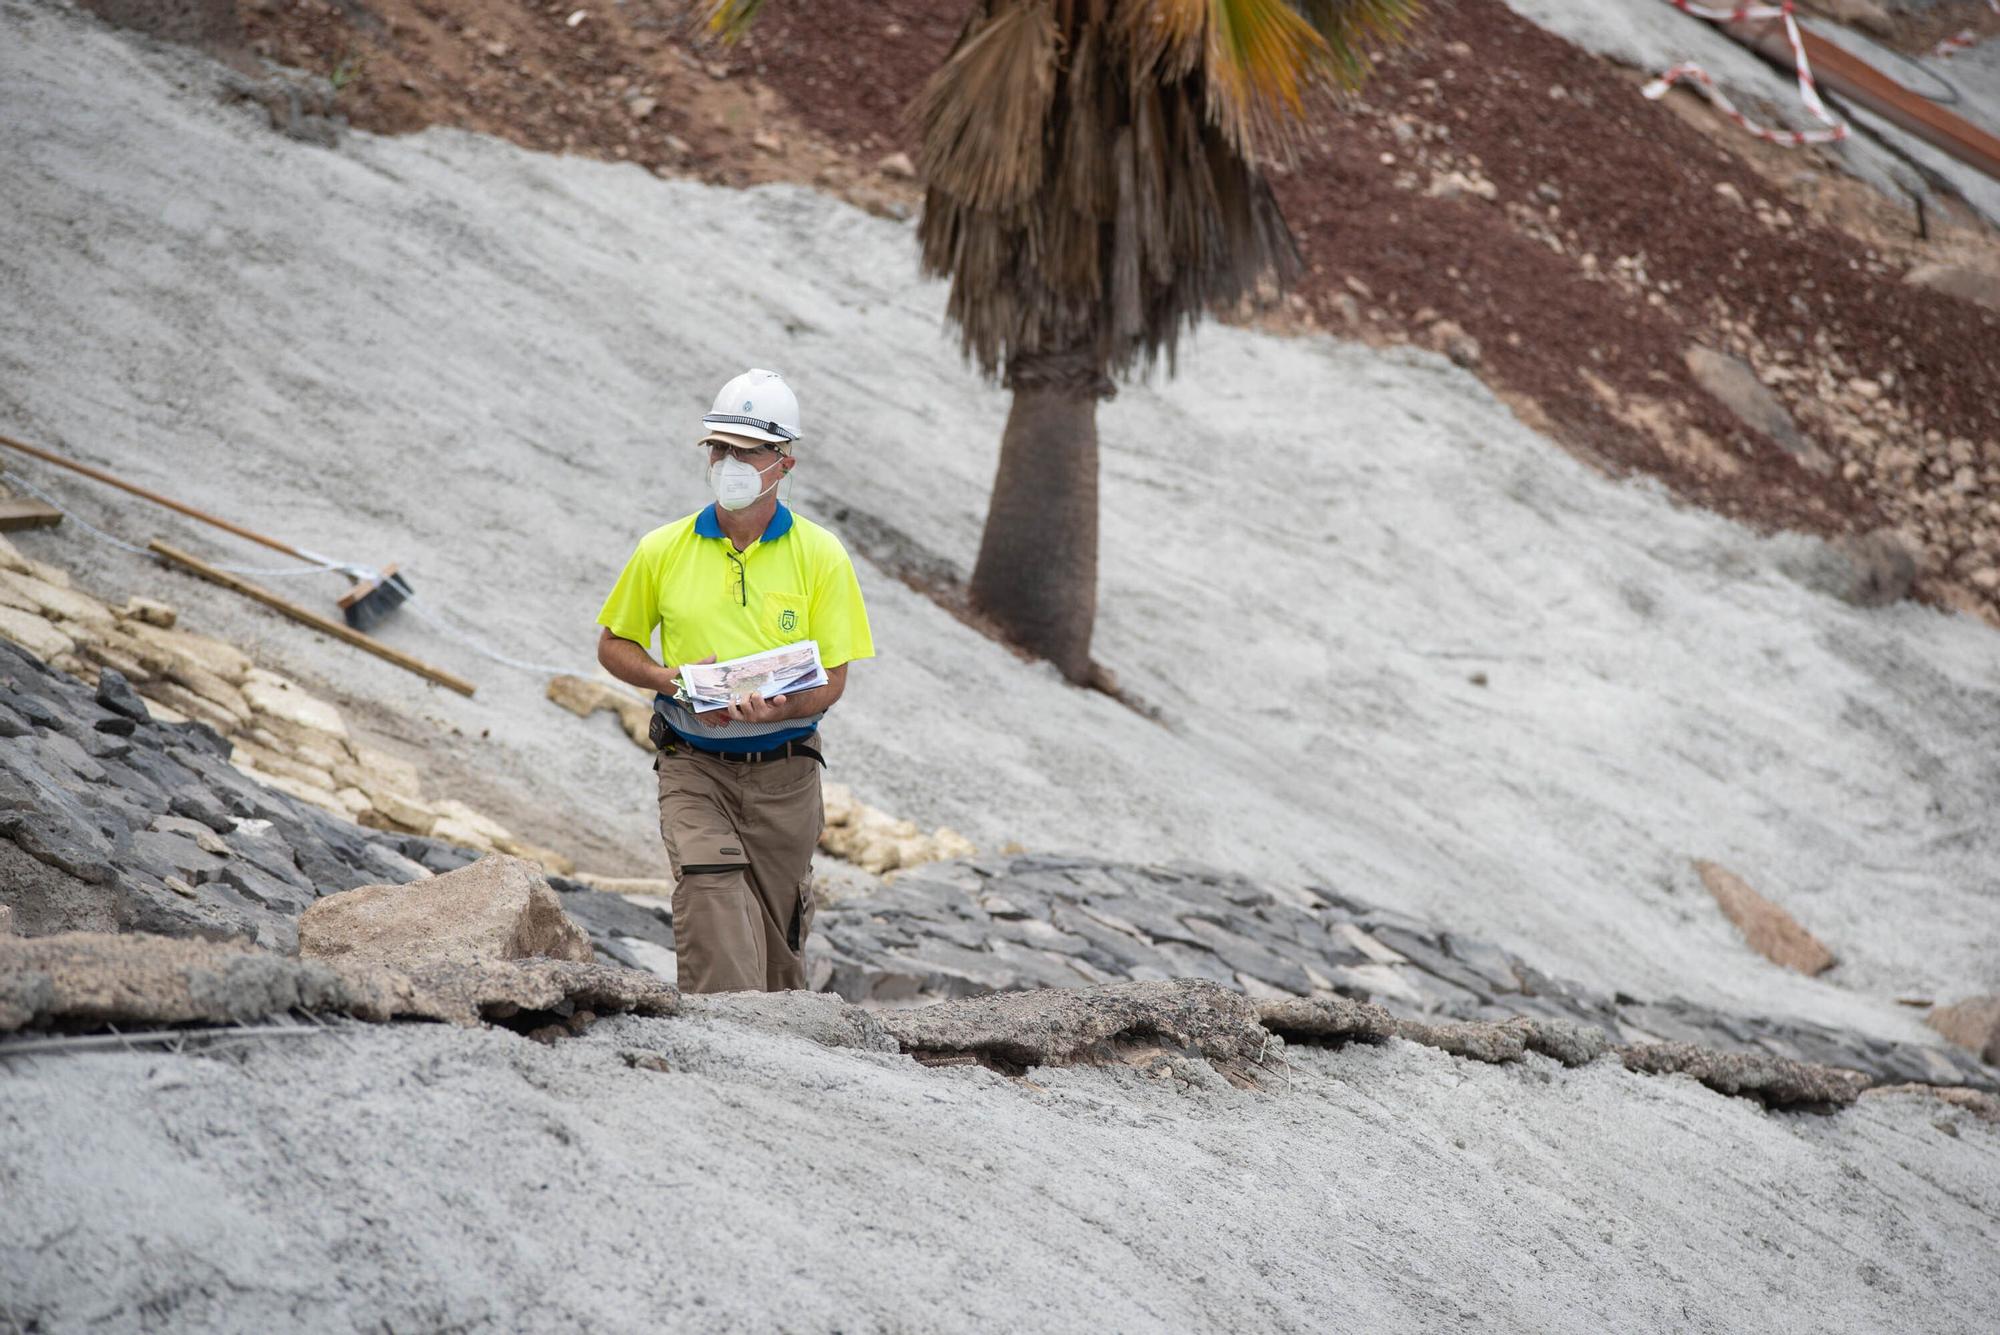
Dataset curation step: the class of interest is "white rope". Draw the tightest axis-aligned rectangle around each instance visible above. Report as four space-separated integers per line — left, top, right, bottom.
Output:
0 467 156 557
1643 2 1851 147
396 594 593 681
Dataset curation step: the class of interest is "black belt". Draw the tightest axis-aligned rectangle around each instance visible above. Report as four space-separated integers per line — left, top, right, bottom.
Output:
661 731 823 767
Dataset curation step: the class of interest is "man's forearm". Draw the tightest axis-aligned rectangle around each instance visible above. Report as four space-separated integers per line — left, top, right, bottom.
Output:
766 681 836 721
598 635 674 695
739 663 847 724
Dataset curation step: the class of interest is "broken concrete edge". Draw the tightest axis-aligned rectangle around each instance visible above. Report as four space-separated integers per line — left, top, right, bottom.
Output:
877 979 1272 1078
0 931 680 1036
1862 1082 2000 1125
1256 997 1610 1068
3 953 1977 1123
1618 1040 1869 1110
869 987 1948 1117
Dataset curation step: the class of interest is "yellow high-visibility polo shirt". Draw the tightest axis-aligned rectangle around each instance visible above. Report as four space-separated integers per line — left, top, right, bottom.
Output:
596 503 873 751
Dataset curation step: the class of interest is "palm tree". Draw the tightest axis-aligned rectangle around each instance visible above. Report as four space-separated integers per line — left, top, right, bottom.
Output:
712 0 1421 684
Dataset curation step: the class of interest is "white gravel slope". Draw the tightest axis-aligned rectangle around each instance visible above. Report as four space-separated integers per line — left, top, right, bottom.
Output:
2 1015 1997 1334
1 0 1996 1044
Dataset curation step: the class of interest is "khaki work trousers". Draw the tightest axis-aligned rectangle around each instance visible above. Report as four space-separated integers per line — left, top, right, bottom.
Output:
656 738 822 993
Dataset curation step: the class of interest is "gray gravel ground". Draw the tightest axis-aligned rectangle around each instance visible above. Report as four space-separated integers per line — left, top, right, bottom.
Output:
0 1 1994 1047
2 1011 1996 1334
2 10 1998 1329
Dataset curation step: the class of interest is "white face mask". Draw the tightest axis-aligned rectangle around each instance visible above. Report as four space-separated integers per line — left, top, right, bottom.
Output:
709 455 783 512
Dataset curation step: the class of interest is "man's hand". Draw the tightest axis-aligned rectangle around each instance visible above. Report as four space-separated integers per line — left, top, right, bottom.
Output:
694 690 790 729
670 655 716 696
728 692 790 726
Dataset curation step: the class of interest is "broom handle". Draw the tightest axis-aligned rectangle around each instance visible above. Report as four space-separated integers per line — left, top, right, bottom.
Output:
0 431 320 563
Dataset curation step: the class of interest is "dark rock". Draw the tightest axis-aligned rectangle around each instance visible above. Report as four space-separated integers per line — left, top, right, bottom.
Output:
399 833 483 876
0 702 29 739
217 819 309 888
8 811 119 886
80 729 132 761
161 719 232 759
1047 904 1165 973
214 863 315 915
7 693 63 731
116 876 269 947
167 787 238 834
1370 925 1504 1002
1177 917 1314 993
94 669 150 722
553 886 678 955
122 828 228 885
92 757 170 811
0 837 118 934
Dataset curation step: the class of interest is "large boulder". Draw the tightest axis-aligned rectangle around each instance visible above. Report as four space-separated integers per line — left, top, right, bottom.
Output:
1684 346 1819 467
545 674 652 747
298 854 593 968
1903 263 2000 315
0 605 74 662
1694 860 1835 975
1926 996 2000 1067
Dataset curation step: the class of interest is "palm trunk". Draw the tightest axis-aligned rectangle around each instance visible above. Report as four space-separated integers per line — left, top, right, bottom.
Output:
968 373 1100 684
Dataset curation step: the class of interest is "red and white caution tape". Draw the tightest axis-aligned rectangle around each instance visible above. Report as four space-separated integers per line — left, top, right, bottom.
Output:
1932 29 1979 58
1932 2 2000 59
1643 2 1849 147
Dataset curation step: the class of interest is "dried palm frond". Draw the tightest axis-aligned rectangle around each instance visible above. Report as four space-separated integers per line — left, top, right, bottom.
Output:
918 0 1420 385
703 0 767 42
1288 0 1425 90
915 2 1062 212
717 0 1420 388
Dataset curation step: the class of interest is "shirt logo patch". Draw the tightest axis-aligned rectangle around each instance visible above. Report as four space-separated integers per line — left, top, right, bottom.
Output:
779 609 798 633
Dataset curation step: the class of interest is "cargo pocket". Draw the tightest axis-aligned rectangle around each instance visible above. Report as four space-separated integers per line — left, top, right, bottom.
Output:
788 876 818 952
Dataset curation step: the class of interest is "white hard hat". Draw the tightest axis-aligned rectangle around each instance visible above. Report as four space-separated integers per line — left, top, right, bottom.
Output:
700 368 800 446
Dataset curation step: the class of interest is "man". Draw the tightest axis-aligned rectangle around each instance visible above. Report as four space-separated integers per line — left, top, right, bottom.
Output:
595 369 872 993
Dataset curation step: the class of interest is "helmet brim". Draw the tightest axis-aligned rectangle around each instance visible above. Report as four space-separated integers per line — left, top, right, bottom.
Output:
701 413 797 445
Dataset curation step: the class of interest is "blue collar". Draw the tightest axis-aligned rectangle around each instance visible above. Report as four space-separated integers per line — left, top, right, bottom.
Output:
694 502 793 544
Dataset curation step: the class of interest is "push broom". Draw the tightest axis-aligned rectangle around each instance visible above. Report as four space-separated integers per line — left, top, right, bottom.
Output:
0 431 413 630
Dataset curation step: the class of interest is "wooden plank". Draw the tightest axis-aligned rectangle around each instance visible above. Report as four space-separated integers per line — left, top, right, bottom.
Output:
1 431 319 561
149 539 477 697
0 498 63 531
